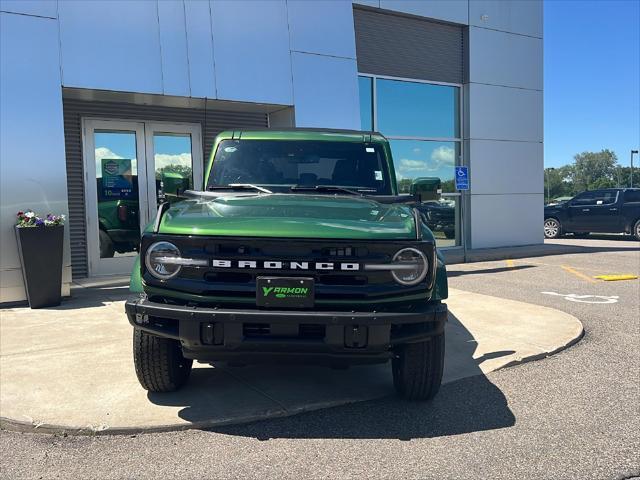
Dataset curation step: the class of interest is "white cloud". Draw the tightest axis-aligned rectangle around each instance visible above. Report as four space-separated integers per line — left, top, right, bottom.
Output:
154 153 192 171
430 146 455 166
95 148 138 178
93 148 191 178
398 159 427 172
396 145 456 178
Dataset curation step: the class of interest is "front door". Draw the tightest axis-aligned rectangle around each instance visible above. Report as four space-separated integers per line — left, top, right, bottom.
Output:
566 190 620 232
84 119 202 276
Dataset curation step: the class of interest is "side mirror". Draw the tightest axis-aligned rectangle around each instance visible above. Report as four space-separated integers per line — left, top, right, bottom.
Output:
410 177 442 202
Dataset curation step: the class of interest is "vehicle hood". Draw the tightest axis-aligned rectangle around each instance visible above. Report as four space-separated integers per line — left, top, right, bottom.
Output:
156 193 417 240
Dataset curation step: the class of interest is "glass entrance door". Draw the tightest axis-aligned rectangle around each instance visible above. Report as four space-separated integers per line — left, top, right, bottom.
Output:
145 123 203 215
83 119 202 277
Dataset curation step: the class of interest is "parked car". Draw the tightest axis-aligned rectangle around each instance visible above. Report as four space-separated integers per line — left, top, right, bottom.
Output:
416 198 456 239
544 188 640 240
126 129 449 400
545 196 573 207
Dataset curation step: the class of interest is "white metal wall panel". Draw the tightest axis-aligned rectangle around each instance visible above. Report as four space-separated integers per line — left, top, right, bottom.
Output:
291 52 360 130
470 194 543 248
58 1 163 94
469 0 543 38
158 0 190 97
0 0 58 18
378 0 469 25
352 0 380 8
467 83 543 142
467 140 543 195
0 0 57 18
287 0 356 59
469 26 543 91
211 0 292 105
184 0 216 98
0 12 71 303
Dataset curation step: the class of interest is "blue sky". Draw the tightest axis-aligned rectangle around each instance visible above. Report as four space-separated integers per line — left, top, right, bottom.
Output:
544 0 640 168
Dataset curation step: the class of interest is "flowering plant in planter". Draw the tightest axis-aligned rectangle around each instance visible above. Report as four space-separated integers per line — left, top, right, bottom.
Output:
14 210 66 308
16 210 65 227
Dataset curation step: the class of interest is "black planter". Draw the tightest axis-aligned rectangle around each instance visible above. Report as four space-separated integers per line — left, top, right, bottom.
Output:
15 225 64 308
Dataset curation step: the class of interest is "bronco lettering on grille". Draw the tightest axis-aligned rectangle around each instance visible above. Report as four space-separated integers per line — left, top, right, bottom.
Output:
211 260 360 271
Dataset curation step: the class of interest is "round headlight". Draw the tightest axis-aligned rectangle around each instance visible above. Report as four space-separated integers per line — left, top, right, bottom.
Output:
145 241 182 280
391 248 428 286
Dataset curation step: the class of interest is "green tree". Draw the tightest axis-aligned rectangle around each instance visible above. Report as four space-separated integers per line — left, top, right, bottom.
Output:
397 178 413 194
570 149 617 192
544 165 575 202
617 166 640 188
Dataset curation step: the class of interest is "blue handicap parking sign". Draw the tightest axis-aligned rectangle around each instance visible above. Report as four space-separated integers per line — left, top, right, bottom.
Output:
455 166 469 190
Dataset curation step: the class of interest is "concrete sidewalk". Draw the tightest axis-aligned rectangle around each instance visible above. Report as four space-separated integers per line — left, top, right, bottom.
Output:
0 286 582 435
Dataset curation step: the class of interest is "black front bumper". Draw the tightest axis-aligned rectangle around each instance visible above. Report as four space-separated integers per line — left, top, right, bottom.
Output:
125 296 447 365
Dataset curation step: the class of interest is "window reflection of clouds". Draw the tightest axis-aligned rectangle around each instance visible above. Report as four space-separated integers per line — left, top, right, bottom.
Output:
390 140 456 183
94 132 137 178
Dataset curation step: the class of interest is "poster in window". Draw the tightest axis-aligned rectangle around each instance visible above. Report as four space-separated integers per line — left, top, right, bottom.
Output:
102 158 133 199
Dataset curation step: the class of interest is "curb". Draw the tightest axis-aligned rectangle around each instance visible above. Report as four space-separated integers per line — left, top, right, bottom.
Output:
0 318 584 437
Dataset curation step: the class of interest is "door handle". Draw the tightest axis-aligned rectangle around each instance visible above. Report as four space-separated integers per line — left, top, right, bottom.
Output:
582 208 590 212
609 208 618 211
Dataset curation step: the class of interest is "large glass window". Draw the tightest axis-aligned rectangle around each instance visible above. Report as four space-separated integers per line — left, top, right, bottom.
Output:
358 75 463 247
390 140 459 193
358 76 373 131
376 79 459 138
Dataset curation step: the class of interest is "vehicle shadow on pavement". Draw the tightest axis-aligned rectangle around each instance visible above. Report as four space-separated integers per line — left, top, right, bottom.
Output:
148 312 516 440
209 372 516 441
447 265 535 277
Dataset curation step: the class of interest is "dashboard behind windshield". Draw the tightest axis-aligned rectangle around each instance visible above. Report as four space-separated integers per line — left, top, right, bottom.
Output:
207 139 392 195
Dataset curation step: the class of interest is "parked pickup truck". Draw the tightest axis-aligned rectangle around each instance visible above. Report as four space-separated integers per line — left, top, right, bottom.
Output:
125 129 449 401
544 188 640 240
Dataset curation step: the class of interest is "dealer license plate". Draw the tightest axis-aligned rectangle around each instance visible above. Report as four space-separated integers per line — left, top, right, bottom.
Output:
256 277 315 308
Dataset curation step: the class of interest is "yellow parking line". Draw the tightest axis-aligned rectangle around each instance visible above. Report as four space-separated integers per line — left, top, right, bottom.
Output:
562 265 597 284
506 259 515 268
594 274 638 281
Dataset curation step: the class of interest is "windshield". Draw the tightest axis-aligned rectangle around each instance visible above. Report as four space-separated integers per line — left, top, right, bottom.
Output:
207 140 392 195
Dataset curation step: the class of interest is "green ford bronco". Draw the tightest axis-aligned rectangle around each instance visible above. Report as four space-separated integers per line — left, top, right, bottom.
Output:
125 128 449 400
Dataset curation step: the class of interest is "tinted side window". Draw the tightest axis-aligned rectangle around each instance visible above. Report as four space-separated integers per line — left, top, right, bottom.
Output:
571 191 617 206
593 191 618 205
571 192 598 205
624 190 640 203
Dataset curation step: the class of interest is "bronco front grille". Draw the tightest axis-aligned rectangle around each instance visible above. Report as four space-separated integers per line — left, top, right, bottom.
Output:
141 235 436 307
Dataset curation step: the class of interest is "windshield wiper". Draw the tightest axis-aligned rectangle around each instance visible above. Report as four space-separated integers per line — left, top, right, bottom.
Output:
207 184 272 194
290 185 376 195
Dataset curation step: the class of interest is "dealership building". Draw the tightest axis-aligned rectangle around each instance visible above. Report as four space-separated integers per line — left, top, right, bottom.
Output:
0 0 543 304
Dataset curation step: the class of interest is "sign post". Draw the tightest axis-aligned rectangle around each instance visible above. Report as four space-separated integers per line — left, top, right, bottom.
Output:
455 166 469 191
454 166 469 262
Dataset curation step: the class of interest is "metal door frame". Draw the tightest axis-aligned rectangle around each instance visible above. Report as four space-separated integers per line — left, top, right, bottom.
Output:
82 118 203 277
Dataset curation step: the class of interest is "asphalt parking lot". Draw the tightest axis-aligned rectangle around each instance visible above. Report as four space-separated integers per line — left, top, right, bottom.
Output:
1 236 638 480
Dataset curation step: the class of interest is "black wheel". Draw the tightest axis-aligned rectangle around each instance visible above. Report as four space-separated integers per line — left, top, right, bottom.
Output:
544 218 562 239
572 232 590 238
133 329 192 392
634 219 640 241
392 333 445 401
99 229 115 258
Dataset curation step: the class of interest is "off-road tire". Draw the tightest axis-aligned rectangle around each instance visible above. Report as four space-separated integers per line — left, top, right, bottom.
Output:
633 219 640 241
392 333 445 401
544 218 562 239
99 229 115 258
133 329 192 392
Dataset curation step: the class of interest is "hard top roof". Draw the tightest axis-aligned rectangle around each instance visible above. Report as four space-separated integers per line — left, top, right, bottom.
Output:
215 127 388 143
